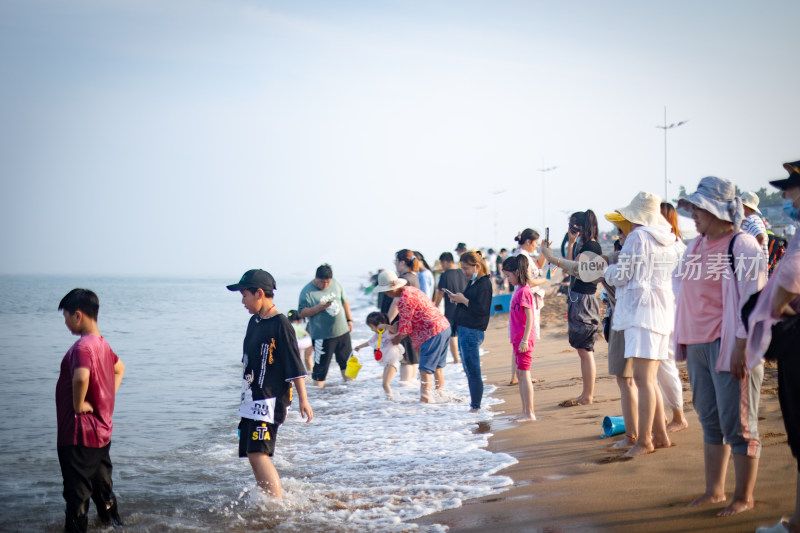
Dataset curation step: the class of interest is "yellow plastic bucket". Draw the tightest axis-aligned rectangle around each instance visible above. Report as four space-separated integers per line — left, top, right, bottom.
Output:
344 355 362 379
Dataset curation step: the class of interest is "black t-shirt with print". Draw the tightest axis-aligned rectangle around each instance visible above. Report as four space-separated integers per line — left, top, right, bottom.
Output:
438 269 468 320
570 240 603 294
240 313 306 426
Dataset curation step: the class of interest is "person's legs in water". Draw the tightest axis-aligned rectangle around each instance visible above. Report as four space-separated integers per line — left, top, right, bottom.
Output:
248 452 282 498
382 365 397 396
420 370 433 402
400 363 417 382
90 445 121 526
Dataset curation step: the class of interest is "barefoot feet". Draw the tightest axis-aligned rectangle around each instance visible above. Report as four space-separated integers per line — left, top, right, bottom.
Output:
511 413 537 422
611 434 637 449
667 418 689 432
559 397 592 407
687 492 726 508
653 436 672 450
716 498 754 517
624 441 655 457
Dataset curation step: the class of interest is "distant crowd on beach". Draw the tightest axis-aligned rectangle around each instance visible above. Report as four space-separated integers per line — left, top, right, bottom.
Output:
53 160 800 533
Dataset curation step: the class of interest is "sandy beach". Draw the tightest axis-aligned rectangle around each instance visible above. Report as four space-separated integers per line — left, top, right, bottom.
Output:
415 284 796 533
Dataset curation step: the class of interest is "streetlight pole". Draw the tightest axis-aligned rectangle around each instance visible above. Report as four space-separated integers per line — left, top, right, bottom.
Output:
474 205 487 246
537 165 558 231
491 190 506 248
655 106 688 201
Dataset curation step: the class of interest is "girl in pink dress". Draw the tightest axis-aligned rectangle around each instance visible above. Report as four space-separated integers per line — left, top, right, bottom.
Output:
502 254 537 422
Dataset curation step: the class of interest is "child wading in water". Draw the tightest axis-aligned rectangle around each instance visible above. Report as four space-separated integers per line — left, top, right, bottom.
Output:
227 269 313 498
503 255 537 422
353 311 405 396
56 289 126 532
287 309 314 373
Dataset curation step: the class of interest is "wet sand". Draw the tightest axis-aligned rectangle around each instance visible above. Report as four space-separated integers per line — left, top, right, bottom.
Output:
415 287 795 533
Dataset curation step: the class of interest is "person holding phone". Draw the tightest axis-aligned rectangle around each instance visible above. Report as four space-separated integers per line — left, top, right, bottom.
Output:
446 250 493 412
541 210 602 406
433 252 468 364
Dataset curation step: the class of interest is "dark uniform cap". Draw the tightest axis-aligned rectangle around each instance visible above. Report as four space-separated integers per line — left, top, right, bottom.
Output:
226 269 277 292
769 160 800 190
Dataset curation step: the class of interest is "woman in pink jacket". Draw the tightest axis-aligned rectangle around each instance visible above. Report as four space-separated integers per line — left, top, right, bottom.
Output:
674 176 767 517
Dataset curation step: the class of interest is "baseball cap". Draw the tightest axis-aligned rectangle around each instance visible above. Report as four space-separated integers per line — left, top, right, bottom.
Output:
226 269 276 292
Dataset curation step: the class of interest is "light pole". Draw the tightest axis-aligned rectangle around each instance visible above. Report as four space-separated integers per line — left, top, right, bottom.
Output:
474 205 487 246
491 190 506 248
655 106 688 201
537 165 558 231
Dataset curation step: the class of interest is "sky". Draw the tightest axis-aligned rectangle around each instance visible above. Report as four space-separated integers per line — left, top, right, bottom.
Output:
1 0 798 280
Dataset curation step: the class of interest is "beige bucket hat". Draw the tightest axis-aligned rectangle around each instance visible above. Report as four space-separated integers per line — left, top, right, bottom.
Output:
616 191 670 227
740 191 762 215
373 270 408 293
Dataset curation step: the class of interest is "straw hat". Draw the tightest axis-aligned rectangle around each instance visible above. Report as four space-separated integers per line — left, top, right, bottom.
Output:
615 191 670 228
373 270 408 293
740 191 762 215
677 176 743 229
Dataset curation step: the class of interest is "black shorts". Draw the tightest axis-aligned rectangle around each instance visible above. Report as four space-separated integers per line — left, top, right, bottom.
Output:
311 332 352 381
399 336 419 365
238 418 278 457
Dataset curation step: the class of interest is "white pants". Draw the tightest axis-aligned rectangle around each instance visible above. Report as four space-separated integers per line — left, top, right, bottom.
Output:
657 335 684 411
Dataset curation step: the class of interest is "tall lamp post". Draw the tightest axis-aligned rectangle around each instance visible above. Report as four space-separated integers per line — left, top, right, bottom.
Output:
491 189 506 248
474 205 487 245
537 165 558 231
655 106 688 201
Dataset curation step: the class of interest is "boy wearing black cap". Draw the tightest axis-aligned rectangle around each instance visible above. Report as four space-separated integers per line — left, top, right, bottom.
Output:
227 269 313 498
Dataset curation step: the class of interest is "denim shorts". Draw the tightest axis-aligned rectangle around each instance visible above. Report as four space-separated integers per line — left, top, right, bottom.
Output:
418 326 451 374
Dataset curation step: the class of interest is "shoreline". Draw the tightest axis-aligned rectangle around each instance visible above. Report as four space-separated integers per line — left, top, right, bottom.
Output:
414 293 795 533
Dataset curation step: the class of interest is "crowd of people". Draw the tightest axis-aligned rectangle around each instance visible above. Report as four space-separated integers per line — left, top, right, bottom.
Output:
52 160 800 532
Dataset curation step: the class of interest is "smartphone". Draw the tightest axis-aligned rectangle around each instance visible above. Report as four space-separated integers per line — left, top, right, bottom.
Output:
545 227 551 279
442 288 454 296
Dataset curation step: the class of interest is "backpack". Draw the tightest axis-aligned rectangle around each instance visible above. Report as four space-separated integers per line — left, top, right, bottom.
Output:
767 233 787 274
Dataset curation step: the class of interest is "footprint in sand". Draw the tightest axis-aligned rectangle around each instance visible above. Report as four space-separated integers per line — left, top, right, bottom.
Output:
597 455 633 465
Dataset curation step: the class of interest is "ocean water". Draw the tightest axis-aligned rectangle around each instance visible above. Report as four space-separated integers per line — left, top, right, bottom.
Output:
0 275 514 532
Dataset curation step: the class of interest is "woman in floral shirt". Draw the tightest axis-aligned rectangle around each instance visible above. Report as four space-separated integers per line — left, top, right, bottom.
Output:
374 270 451 403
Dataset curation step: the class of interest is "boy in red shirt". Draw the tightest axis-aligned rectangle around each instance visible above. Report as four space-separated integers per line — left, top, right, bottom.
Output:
56 289 125 532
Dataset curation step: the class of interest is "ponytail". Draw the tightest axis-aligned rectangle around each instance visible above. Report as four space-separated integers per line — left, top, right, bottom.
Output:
501 254 531 286
395 249 421 272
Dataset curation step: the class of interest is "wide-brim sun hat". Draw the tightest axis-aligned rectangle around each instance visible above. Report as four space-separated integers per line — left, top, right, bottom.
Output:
676 176 744 229
615 191 670 228
740 191 762 215
373 270 408 293
769 160 800 190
